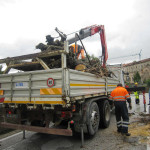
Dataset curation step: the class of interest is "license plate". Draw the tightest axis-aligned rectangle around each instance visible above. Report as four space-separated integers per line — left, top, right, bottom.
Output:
15 82 28 88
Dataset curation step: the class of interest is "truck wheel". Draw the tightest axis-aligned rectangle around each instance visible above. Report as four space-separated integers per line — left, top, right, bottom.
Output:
99 100 111 128
87 102 100 136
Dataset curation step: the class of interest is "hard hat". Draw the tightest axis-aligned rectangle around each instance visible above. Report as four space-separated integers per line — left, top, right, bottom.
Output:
135 82 138 85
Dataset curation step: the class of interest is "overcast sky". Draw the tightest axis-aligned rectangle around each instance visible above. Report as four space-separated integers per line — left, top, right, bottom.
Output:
0 0 150 65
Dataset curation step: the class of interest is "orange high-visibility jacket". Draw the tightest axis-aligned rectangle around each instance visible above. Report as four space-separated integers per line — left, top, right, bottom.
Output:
71 44 85 59
109 86 130 101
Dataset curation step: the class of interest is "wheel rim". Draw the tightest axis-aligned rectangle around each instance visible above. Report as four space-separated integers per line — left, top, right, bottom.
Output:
105 104 110 122
90 109 99 129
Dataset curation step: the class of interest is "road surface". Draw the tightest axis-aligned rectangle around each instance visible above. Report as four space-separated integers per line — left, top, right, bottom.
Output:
0 94 149 150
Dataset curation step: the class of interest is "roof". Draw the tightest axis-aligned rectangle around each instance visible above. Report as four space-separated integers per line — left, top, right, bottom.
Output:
123 58 150 67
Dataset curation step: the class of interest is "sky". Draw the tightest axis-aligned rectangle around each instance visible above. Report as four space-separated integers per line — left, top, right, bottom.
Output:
0 0 150 66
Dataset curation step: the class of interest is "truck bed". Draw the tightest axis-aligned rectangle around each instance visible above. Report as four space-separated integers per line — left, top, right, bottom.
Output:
0 68 118 105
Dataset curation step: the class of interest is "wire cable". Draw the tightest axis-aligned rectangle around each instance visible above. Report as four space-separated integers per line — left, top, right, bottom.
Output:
53 30 80 39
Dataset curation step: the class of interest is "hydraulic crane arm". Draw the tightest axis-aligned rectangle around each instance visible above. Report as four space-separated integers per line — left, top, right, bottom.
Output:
67 25 108 67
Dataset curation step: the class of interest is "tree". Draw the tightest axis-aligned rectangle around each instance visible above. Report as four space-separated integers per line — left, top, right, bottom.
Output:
133 71 141 83
146 79 150 87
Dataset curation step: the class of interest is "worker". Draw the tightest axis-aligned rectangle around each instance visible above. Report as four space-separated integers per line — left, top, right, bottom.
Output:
134 82 139 104
109 83 132 136
69 44 85 59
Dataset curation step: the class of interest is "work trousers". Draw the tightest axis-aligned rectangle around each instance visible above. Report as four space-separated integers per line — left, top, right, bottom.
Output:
114 101 129 133
135 98 139 104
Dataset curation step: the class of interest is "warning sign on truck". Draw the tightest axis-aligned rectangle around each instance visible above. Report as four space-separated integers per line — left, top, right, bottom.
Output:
47 78 55 87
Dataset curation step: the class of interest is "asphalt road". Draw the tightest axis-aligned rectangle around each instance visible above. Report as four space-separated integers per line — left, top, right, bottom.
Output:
0 93 149 150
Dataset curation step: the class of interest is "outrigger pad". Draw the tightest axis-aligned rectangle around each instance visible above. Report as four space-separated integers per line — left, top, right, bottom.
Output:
125 86 146 92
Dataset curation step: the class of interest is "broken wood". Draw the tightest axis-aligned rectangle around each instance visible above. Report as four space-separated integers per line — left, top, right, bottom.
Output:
0 49 66 64
36 57 50 70
0 41 111 77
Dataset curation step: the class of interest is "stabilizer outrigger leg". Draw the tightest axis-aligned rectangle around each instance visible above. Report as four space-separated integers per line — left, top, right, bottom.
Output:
80 123 85 148
80 102 86 148
23 130 25 139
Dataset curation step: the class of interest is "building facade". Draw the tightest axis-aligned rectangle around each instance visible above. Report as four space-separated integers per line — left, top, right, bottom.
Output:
123 58 150 83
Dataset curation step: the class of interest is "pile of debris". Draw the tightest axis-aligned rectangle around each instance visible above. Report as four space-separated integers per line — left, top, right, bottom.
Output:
36 35 64 51
0 31 112 77
35 35 111 77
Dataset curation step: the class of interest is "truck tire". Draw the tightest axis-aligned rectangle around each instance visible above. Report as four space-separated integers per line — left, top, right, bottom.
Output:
99 100 110 128
87 102 100 136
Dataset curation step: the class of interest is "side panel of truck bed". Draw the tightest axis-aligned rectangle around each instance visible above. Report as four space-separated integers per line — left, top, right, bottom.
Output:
0 69 65 104
0 68 119 104
69 69 118 99
107 77 119 92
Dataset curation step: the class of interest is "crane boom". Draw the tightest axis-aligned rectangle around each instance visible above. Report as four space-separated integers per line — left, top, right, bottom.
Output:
67 25 108 67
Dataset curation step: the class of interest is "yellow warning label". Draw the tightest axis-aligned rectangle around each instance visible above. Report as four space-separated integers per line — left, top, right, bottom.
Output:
40 88 62 95
0 90 4 95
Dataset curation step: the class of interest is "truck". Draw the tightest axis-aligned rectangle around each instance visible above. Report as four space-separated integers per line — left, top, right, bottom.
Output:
0 25 119 144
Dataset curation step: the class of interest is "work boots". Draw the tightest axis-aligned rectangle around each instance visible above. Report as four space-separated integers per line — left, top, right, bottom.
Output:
117 127 122 133
117 129 122 133
121 132 131 136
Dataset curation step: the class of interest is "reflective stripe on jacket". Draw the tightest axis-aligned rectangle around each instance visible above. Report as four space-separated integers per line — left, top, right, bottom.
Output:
109 86 130 101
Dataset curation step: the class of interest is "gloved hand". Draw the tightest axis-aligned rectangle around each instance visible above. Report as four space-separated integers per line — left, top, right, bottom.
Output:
127 98 131 104
129 104 132 110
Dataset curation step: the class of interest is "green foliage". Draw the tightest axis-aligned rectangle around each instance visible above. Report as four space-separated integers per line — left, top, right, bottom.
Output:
125 82 131 87
146 79 150 87
90 54 99 61
0 65 3 74
133 71 141 83
143 79 147 84
87 54 97 60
